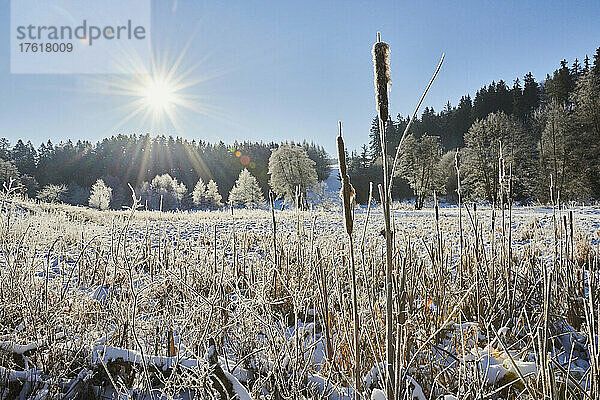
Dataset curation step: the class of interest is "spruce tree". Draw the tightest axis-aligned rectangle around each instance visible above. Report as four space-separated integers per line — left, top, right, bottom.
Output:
572 49 600 197
192 178 206 207
523 73 540 118
228 169 265 208
512 78 525 120
205 180 223 209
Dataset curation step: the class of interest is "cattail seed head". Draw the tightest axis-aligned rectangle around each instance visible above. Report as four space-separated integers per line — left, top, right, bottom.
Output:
337 121 354 235
372 37 391 122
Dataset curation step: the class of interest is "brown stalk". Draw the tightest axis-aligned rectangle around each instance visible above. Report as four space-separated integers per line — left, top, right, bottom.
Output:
372 32 395 400
337 121 360 396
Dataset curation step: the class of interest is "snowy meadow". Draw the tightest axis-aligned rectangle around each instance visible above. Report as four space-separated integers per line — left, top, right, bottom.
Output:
0 195 598 399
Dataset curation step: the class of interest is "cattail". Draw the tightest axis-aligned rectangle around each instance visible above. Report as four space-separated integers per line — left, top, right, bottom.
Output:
337 121 359 394
337 121 354 235
372 33 391 123
373 32 394 400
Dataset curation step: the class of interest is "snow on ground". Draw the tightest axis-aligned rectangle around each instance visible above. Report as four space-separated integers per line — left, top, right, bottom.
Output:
0 197 598 399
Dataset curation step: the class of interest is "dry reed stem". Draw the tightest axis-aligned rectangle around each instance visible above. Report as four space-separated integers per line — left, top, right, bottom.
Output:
337 121 360 396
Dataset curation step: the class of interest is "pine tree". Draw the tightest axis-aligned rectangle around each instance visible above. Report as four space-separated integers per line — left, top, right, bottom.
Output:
359 144 370 169
369 117 382 160
571 48 600 197
228 169 265 208
546 60 575 105
522 73 540 118
454 95 473 147
512 78 525 120
584 55 591 72
302 141 331 181
495 80 513 115
0 139 10 161
205 179 223 209
593 47 600 76
571 58 582 77
11 139 37 177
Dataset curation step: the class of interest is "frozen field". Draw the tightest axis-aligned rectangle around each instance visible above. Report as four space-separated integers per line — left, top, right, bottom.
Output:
0 198 598 399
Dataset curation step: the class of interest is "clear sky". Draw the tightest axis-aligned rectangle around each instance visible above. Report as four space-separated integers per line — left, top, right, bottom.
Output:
1 0 599 155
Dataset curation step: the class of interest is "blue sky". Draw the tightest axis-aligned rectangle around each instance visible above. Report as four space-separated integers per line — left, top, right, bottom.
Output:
1 0 599 155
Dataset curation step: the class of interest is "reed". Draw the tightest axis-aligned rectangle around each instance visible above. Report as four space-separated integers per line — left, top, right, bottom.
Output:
372 31 444 399
337 121 360 396
372 32 395 400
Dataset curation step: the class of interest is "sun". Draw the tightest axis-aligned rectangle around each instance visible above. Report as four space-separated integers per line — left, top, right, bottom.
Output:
81 42 224 133
142 76 177 113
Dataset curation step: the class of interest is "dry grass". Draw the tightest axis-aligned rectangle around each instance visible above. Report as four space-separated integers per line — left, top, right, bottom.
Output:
0 194 598 399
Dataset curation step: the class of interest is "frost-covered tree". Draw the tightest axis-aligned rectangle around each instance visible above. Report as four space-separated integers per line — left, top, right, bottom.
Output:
138 174 187 211
228 169 265 208
37 184 67 203
205 179 223 209
268 144 317 204
0 159 20 189
537 101 586 201
462 112 536 203
438 150 458 202
89 179 112 210
99 175 125 209
572 59 600 198
192 178 206 207
396 133 444 209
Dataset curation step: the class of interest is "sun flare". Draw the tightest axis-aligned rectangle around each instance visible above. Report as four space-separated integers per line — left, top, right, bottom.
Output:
82 43 223 133
141 76 177 113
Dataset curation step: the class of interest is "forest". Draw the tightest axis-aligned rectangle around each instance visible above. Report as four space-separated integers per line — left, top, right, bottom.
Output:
0 136 330 209
348 47 600 206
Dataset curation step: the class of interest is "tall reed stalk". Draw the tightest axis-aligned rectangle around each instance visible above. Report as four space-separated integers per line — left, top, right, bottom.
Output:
337 121 360 396
372 32 395 400
372 32 444 399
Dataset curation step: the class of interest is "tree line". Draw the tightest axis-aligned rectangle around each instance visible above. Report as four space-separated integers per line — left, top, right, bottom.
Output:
348 47 600 207
0 134 330 210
